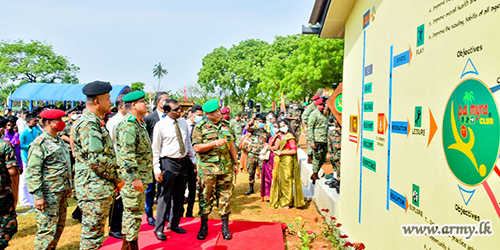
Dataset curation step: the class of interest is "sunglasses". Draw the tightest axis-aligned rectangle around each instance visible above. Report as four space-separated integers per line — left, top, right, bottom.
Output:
172 107 181 112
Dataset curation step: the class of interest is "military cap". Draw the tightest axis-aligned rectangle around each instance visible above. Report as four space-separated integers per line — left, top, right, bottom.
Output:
82 81 112 96
39 109 65 119
303 102 309 107
312 95 320 101
122 91 145 103
314 97 326 105
221 107 230 114
202 99 220 113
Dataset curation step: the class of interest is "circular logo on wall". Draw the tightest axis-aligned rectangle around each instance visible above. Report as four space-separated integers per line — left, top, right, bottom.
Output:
442 78 500 186
335 93 343 113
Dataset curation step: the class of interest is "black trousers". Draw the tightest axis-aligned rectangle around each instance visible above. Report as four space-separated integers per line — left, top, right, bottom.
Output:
155 156 191 233
109 194 123 233
186 166 197 216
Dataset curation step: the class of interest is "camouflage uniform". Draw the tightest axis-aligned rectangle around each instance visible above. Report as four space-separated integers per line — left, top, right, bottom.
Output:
301 104 316 155
192 118 235 216
26 131 73 249
72 109 120 250
307 108 328 173
229 119 245 148
116 113 153 241
288 108 302 138
327 114 341 177
0 141 18 250
242 128 270 183
60 119 73 148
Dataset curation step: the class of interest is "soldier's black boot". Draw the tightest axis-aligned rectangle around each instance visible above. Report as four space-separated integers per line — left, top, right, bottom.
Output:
197 215 209 240
307 154 313 164
221 215 232 240
245 183 254 195
128 240 138 250
121 235 128 250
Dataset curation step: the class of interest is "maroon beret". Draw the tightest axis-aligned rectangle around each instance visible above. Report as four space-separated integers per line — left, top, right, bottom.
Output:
221 107 231 114
314 98 325 106
39 109 65 119
312 95 320 101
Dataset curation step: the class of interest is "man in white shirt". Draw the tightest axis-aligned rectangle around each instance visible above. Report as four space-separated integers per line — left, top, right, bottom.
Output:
105 94 127 239
184 104 203 217
17 109 28 134
152 99 196 241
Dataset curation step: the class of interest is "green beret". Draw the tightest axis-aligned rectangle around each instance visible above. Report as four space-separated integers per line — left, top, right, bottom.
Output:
202 99 220 113
122 91 145 103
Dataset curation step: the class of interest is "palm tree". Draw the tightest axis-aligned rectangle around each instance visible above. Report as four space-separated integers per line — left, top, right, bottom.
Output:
463 91 474 106
152 62 168 91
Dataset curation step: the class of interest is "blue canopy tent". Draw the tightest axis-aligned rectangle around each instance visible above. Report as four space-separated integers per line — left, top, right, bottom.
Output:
9 83 130 110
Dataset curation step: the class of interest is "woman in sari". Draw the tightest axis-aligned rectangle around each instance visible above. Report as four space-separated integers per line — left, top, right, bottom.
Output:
270 120 305 209
4 115 22 208
261 122 281 202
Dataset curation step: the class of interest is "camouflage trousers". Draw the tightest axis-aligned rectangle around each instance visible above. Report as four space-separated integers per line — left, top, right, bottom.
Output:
0 188 17 250
328 133 341 177
198 173 234 217
34 190 70 250
246 152 261 184
312 142 328 173
121 182 146 241
78 196 113 250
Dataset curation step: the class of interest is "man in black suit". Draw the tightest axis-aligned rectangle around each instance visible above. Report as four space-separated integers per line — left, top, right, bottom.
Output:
143 91 169 226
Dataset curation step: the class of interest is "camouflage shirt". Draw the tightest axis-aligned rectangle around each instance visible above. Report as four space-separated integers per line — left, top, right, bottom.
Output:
72 109 120 201
60 119 73 148
328 114 341 137
0 140 18 194
26 131 73 200
288 108 302 128
192 118 234 175
307 108 328 143
116 113 153 185
229 119 245 145
243 128 270 155
301 103 316 126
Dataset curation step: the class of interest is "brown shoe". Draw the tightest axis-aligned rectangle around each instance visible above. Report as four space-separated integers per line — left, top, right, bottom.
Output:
121 235 128 250
307 154 313 164
128 240 138 250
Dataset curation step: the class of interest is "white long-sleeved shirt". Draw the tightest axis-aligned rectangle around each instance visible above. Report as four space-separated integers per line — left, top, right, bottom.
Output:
106 112 124 149
152 115 196 175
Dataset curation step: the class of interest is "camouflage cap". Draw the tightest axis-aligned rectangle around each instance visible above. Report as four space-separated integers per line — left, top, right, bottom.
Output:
202 99 220 113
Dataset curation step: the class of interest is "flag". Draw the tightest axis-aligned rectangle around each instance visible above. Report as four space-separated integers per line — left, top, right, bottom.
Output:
280 91 286 114
220 90 224 107
183 86 187 102
272 102 276 111
148 86 152 107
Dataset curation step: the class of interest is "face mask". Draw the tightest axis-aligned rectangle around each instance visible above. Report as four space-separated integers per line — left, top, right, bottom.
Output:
258 123 265 129
70 114 80 120
272 127 279 134
194 115 203 123
293 106 298 109
280 126 289 133
223 114 230 120
318 105 325 112
55 120 66 132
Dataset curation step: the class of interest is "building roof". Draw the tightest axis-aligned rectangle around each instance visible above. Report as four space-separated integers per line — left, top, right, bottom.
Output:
305 0 357 38
10 83 130 102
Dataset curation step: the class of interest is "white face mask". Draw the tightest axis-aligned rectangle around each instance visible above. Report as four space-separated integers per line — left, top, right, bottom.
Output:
280 126 289 133
70 114 80 120
272 127 279 134
194 115 203 123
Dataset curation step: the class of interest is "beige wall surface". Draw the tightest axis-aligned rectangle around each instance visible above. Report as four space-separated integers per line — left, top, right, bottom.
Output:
340 0 500 248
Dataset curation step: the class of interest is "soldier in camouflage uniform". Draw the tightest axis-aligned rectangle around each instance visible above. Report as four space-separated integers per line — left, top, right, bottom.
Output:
301 95 321 163
307 98 328 184
72 81 125 250
242 117 270 195
286 102 302 139
229 112 245 151
192 99 239 241
327 113 341 179
26 109 73 250
0 116 18 250
115 91 153 249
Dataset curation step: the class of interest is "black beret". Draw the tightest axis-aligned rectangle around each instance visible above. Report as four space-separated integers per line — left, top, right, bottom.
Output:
83 81 112 96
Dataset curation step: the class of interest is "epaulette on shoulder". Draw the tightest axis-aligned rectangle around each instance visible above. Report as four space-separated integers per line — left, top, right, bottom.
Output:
127 115 137 123
196 119 207 128
32 135 45 144
222 119 230 125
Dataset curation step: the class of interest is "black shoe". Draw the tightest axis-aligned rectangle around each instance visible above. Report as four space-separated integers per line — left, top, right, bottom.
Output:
245 183 254 195
109 230 123 239
171 226 187 234
185 211 194 218
147 217 156 226
221 215 232 240
197 216 209 240
155 231 167 241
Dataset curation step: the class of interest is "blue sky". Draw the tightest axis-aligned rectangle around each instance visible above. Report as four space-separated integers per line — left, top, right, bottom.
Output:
0 0 314 93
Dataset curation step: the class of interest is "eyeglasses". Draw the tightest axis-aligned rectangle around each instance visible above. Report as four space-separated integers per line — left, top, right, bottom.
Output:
172 107 181 112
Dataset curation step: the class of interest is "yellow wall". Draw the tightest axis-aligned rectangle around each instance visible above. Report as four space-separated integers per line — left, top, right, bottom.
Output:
340 0 500 248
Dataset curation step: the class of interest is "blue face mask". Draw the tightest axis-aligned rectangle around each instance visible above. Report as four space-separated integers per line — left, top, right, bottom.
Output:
258 123 266 129
194 115 203 123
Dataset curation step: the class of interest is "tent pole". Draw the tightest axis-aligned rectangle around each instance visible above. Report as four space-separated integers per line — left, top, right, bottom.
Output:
30 101 33 111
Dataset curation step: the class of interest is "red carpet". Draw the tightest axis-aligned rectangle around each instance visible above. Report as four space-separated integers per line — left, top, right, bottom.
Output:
100 216 285 250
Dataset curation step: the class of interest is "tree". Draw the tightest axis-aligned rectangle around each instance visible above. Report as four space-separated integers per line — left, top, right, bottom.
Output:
130 81 145 91
0 40 80 84
198 39 269 113
259 35 344 101
152 62 168 91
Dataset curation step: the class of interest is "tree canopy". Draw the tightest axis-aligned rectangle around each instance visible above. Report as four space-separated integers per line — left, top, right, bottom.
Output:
152 62 168 91
0 40 80 84
130 81 145 92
